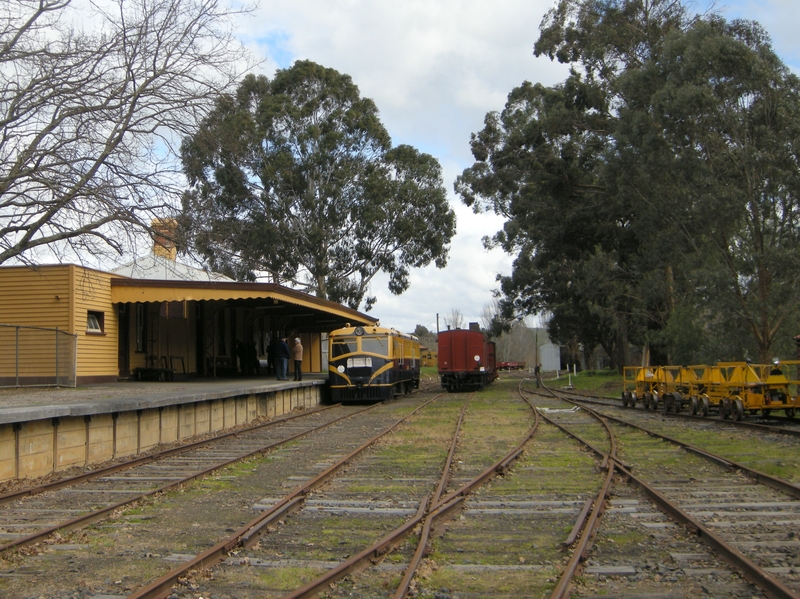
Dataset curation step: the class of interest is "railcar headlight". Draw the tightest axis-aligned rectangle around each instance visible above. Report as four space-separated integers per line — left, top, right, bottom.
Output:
474 355 481 362
337 365 345 373
773 358 781 366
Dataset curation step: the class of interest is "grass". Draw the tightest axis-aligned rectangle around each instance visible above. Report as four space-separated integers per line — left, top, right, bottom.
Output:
547 369 622 394
422 566 558 598
621 418 800 483
420 366 438 380
256 566 326 591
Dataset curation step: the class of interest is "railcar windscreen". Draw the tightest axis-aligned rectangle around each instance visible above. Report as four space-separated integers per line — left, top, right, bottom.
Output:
332 337 357 358
361 337 389 355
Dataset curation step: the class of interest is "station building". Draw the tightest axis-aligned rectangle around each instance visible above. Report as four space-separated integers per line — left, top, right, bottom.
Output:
0 239 377 387
0 241 380 482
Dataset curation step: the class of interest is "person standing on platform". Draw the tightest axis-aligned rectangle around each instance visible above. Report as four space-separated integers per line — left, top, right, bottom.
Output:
292 337 303 381
534 363 541 388
235 340 247 376
276 337 290 380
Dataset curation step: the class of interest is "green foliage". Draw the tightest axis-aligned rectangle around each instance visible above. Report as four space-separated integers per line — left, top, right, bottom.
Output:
562 370 621 393
457 0 800 366
413 324 438 347
180 61 456 310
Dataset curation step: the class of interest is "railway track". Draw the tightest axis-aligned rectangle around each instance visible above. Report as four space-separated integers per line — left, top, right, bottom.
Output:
0 382 548 598
0 401 411 596
533 385 800 598
1 391 479 598
180 386 543 598
0 403 388 556
3 377 797 598
551 386 800 488
0 403 371 553
312 386 537 599
554 385 800 438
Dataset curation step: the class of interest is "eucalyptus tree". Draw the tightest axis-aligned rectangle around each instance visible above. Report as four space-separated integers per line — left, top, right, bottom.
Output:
456 9 677 367
457 0 800 365
180 61 456 310
614 16 800 361
0 0 251 265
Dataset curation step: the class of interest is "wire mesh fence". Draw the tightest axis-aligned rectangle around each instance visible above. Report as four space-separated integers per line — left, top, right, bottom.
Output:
0 324 78 388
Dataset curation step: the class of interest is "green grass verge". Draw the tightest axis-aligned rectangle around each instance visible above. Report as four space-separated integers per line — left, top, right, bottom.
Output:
548 370 622 395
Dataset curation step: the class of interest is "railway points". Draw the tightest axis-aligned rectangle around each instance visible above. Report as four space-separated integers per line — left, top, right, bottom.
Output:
0 374 798 597
535 383 800 598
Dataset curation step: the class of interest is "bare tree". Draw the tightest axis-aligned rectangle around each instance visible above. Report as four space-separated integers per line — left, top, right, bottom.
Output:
480 298 500 332
444 308 464 330
0 0 253 265
494 320 545 365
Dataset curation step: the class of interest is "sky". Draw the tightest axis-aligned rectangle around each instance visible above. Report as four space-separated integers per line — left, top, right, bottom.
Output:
230 1 798 334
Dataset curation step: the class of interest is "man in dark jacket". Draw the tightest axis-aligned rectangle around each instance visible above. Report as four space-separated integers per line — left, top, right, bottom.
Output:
276 337 290 380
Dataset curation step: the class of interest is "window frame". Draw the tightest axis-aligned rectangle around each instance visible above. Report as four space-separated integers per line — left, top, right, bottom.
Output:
86 310 105 335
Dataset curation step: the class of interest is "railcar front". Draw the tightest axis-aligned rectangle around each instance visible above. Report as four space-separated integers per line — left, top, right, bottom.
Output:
328 325 420 402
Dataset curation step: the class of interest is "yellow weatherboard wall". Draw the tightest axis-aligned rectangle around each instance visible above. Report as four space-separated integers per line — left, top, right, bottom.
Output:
0 265 74 384
71 266 118 379
0 265 118 383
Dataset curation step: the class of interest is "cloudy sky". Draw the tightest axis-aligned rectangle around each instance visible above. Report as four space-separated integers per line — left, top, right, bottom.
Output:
232 0 800 334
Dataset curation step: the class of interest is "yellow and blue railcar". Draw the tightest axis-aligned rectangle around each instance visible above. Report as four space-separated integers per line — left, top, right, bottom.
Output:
328 324 420 402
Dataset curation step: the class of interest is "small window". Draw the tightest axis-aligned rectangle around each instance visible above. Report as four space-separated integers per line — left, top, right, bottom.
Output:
331 337 357 358
87 311 104 333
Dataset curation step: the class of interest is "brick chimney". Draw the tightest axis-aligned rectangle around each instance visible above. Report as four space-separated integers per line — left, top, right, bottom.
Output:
152 218 177 261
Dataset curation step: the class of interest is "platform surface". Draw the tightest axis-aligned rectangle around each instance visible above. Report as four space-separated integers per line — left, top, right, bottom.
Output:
0 375 327 424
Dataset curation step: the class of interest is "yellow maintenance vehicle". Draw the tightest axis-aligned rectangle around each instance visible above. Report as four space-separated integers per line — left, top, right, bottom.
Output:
622 360 800 420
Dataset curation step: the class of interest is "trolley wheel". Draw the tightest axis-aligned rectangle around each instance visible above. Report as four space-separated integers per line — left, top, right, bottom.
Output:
733 398 744 421
701 396 710 417
651 392 659 411
690 396 699 415
720 398 730 419
643 393 651 410
786 407 796 419
621 392 628 407
631 392 638 408
673 392 683 413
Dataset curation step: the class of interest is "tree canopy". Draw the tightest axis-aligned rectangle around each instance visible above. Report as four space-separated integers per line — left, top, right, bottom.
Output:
456 0 800 366
180 60 456 310
0 0 250 265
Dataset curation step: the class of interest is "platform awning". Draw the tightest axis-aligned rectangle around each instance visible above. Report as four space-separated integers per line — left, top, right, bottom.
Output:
110 278 377 327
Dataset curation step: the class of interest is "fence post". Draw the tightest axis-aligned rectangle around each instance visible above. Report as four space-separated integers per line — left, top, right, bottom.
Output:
15 326 19 387
72 334 77 387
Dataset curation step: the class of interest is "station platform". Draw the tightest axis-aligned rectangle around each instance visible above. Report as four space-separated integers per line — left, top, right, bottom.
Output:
0 374 327 425
0 375 329 483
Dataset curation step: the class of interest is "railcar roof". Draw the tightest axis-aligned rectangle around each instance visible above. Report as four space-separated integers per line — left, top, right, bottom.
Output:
329 324 418 341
